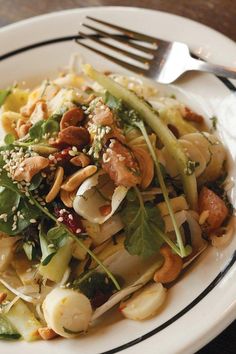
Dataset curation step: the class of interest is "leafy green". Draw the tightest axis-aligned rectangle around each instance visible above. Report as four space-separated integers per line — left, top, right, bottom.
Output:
46 226 68 248
121 192 164 258
84 65 198 210
39 225 56 266
42 119 59 135
0 315 21 340
30 195 120 290
0 198 41 236
4 134 15 145
105 91 188 256
40 225 69 266
0 89 11 107
28 174 43 191
29 120 44 140
0 187 20 215
72 271 116 299
28 110 65 143
0 164 41 235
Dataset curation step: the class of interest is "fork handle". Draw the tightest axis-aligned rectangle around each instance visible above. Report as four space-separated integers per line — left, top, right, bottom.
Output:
188 57 236 80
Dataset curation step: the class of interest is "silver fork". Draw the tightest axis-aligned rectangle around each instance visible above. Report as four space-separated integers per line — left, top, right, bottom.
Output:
77 16 236 84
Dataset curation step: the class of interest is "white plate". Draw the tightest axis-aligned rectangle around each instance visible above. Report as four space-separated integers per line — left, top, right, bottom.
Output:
0 6 236 354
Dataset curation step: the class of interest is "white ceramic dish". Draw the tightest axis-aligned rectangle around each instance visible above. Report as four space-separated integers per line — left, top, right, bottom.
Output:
0 6 236 354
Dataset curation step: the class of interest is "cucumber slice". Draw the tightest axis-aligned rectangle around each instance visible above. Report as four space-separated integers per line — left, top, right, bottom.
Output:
0 315 20 340
39 238 73 282
0 284 41 341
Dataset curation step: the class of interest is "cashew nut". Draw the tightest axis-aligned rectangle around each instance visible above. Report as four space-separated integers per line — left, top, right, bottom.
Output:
45 166 64 203
38 327 57 340
61 165 97 192
70 153 90 167
58 126 90 147
0 292 7 304
16 118 32 138
60 107 84 130
14 156 49 182
60 189 77 208
1 111 26 136
153 244 183 284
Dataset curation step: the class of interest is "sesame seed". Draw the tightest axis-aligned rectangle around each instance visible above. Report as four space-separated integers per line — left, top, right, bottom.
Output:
68 214 73 220
68 150 76 156
118 156 126 162
30 219 37 223
76 228 81 234
57 217 63 222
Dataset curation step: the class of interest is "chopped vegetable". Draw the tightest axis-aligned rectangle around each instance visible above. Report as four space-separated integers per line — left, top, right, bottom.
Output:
83 64 198 210
0 315 21 340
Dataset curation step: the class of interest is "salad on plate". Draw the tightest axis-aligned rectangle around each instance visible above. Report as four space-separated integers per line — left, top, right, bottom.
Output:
0 61 233 341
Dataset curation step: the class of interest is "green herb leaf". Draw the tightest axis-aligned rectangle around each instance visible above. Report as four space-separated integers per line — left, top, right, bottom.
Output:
0 186 41 235
0 187 20 215
46 226 68 248
29 120 44 140
39 225 56 266
39 224 68 266
72 271 116 299
4 134 15 145
29 173 43 191
0 89 11 108
121 193 164 258
42 119 59 135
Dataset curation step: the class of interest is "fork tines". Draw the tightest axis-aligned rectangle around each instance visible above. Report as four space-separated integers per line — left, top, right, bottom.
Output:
77 16 161 74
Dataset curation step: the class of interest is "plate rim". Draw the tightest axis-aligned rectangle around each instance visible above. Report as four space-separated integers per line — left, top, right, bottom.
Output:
0 6 236 354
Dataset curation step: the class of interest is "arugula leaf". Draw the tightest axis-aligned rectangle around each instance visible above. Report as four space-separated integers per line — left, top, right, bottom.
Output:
39 225 56 266
47 226 68 248
0 315 21 340
121 197 164 259
0 198 41 235
29 120 44 140
39 225 68 266
72 271 116 299
0 89 11 107
0 187 20 215
4 134 15 145
28 173 43 191
42 119 59 135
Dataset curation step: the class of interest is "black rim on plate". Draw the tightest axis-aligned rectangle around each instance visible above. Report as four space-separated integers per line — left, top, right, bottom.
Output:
0 35 235 353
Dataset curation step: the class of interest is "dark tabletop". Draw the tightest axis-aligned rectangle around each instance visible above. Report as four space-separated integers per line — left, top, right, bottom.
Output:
0 0 235 353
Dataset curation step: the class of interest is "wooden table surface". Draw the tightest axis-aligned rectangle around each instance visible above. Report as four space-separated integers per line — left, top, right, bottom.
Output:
0 1 235 353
